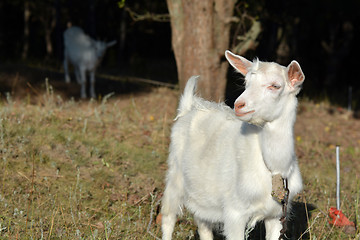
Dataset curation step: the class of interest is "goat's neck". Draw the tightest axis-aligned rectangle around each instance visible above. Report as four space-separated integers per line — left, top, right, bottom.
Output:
259 98 297 178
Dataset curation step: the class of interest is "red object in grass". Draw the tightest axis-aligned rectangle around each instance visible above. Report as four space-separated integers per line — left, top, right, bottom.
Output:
328 207 355 227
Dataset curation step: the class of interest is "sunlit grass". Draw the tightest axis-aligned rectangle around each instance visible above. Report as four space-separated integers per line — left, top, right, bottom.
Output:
0 83 359 239
0 84 177 239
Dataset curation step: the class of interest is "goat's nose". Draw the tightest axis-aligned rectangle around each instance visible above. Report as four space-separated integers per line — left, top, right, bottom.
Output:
235 101 246 110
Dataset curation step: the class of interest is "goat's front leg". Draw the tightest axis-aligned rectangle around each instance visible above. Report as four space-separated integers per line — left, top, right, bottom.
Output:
79 67 87 98
223 209 248 240
89 70 96 99
194 216 213 240
74 66 81 84
265 218 282 240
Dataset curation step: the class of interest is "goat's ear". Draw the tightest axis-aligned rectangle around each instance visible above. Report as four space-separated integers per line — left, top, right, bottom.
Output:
225 50 252 76
107 40 117 48
287 60 305 92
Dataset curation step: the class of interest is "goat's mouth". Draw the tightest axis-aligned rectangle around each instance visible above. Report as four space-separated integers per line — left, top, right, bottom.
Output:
235 110 255 117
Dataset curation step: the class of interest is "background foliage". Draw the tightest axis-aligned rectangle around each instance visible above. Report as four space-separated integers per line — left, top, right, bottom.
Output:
0 0 360 107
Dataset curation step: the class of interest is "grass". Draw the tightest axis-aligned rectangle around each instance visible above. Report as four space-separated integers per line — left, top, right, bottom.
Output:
0 83 176 239
0 79 359 239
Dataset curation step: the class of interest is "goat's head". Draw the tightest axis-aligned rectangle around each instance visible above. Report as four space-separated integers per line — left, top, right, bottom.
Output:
225 50 305 126
94 40 117 59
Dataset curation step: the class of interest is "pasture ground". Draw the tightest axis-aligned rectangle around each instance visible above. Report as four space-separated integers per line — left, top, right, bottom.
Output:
0 68 359 239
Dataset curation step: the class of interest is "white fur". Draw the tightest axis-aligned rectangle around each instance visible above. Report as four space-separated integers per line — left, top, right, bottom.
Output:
63 26 116 98
161 51 305 240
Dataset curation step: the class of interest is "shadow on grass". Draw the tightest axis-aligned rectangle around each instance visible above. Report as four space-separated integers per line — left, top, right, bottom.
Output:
194 201 316 240
0 63 155 101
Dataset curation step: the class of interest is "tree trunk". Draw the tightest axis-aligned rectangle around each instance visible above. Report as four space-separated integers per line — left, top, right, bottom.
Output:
43 6 56 59
167 0 236 101
22 1 30 60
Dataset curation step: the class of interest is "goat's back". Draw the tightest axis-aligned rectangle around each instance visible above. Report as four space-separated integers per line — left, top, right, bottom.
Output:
63 26 99 69
64 26 93 50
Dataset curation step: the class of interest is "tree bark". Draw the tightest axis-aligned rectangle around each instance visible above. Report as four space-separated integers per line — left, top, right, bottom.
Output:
44 9 56 58
37 1 56 59
22 1 31 60
167 0 236 101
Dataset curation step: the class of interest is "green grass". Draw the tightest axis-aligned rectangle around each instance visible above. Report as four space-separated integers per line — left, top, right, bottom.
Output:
0 84 359 239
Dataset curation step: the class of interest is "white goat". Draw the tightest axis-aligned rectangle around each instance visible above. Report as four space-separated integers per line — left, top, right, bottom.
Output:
161 50 305 240
63 26 116 98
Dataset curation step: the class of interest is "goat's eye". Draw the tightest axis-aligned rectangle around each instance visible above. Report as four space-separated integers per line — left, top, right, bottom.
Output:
269 84 281 90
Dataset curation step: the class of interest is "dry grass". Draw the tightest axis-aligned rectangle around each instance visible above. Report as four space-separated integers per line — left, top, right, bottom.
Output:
294 101 360 239
0 82 178 239
0 76 359 239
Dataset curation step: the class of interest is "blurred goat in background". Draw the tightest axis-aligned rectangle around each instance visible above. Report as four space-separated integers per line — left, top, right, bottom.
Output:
63 26 116 98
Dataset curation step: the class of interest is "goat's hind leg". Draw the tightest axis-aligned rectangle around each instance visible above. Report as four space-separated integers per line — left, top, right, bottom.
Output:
89 70 96 98
161 184 182 239
161 191 180 240
161 212 177 240
78 67 87 98
161 167 184 239
63 52 70 83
